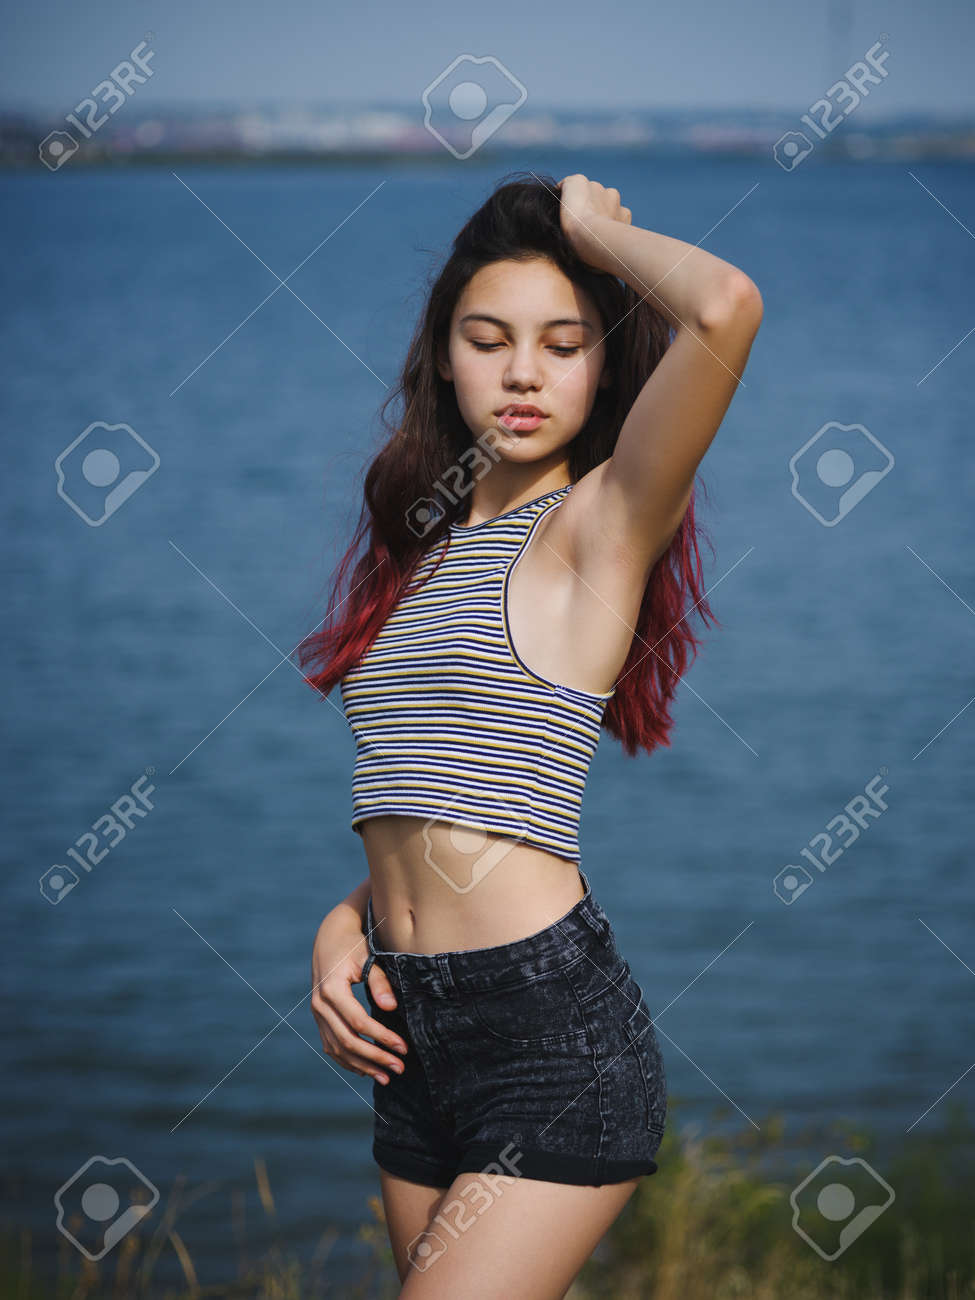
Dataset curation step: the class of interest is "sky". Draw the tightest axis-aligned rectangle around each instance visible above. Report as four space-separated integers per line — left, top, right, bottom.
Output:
1 0 973 118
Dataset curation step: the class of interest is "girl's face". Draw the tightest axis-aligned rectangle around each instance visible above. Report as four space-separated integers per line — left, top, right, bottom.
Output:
438 257 611 464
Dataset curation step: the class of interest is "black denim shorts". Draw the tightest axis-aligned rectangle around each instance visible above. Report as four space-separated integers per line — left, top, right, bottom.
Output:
360 868 667 1189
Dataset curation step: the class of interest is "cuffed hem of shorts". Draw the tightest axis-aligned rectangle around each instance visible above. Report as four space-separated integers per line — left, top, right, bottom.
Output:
373 1137 661 1190
455 1141 658 1187
373 1140 456 1188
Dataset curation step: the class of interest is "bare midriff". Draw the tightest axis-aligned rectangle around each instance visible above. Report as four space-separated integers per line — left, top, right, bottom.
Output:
360 814 585 955
354 480 642 956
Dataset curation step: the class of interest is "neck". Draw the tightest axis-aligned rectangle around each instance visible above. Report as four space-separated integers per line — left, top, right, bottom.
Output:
457 464 572 528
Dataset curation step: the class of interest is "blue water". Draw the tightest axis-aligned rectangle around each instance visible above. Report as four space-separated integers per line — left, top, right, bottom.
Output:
3 153 973 1290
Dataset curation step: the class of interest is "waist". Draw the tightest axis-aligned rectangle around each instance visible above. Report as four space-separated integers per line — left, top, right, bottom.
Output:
361 814 587 953
365 863 610 994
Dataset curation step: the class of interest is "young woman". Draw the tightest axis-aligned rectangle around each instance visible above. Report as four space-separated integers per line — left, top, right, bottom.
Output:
299 171 762 1297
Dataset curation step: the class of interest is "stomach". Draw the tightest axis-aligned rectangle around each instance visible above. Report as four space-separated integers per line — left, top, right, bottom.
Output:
358 814 585 954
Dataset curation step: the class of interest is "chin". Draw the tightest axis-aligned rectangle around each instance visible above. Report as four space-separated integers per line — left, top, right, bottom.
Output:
497 437 555 459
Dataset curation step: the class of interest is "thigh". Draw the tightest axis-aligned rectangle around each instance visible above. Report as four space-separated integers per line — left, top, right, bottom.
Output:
398 1170 640 1298
379 1168 450 1285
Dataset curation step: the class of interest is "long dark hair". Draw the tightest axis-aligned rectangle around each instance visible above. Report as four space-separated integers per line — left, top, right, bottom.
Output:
295 171 719 756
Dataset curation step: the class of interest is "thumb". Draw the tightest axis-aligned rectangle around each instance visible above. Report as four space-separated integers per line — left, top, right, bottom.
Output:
369 964 397 1008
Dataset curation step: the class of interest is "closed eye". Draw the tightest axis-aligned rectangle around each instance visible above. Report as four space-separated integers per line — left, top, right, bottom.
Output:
471 342 580 356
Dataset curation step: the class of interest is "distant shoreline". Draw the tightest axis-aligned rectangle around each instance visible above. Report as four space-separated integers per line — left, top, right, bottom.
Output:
5 140 975 172
7 103 975 171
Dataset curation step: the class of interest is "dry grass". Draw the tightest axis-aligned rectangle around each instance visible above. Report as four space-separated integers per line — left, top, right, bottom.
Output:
4 1103 974 1299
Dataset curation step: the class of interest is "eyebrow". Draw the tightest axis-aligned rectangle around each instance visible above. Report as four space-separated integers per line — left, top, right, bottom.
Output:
458 313 594 333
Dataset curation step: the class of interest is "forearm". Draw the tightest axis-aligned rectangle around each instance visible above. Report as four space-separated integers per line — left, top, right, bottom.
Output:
333 875 370 929
583 215 753 334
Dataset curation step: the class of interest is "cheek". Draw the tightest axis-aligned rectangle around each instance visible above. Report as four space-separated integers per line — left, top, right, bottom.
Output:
560 362 601 410
452 354 492 401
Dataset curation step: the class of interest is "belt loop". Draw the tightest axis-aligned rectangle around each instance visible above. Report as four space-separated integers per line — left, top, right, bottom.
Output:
436 953 455 995
579 895 610 943
362 896 379 986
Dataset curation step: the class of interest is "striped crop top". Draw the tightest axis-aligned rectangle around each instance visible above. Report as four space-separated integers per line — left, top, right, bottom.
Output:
339 484 616 863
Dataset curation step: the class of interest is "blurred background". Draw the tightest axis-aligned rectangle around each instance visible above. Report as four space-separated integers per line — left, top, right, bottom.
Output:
2 0 973 1294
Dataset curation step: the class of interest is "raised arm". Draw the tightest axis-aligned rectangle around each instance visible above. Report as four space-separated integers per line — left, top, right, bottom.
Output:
556 174 763 575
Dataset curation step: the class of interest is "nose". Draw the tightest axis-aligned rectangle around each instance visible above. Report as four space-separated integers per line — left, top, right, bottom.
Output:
502 344 544 392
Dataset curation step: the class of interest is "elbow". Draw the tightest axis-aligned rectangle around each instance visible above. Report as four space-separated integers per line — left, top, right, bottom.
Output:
697 273 764 332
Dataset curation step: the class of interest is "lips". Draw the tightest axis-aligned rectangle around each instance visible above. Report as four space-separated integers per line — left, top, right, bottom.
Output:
495 403 548 433
496 404 546 419
497 406 547 433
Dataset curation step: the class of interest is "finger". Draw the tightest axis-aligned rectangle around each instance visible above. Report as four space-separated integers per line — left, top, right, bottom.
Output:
312 1019 371 1077
332 1018 407 1075
317 984 409 1056
333 1037 399 1080
312 1001 404 1078
368 964 398 1009
359 1000 410 1056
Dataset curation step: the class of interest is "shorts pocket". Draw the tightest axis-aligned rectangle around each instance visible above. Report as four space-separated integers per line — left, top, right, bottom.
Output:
470 967 591 1048
623 995 667 1135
